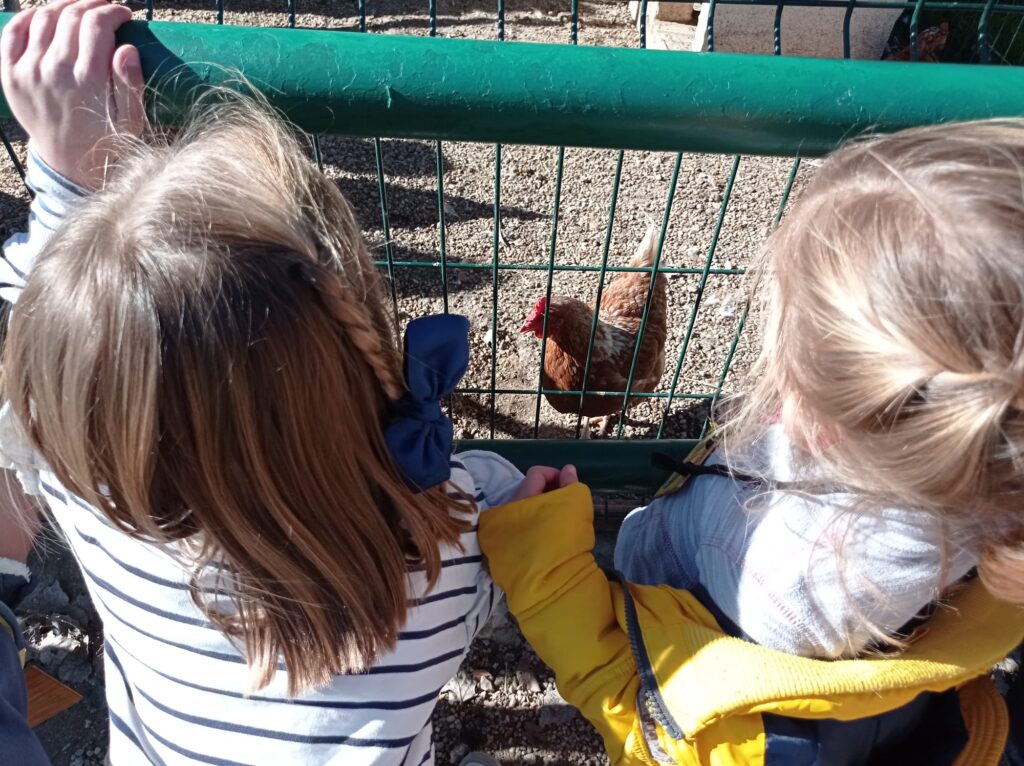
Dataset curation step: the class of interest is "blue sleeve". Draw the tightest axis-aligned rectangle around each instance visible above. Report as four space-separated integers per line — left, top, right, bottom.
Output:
0 583 50 766
613 493 702 589
613 469 753 596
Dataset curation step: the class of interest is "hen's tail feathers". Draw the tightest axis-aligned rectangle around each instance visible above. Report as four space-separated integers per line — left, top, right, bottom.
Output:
630 225 660 268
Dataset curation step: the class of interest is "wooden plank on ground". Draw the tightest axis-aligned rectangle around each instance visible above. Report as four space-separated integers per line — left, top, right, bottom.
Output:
25 665 82 727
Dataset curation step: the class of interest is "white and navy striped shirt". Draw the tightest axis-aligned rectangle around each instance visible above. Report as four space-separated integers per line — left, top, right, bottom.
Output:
0 151 523 765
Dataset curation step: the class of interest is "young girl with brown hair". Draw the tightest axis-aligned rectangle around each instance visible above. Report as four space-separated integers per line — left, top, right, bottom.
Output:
0 2 524 763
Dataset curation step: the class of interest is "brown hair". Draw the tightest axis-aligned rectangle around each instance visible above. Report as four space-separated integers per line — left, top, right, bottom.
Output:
726 119 1024 610
2 97 470 695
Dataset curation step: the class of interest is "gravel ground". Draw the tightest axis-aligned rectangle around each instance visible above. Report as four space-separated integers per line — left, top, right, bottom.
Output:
3 2 817 764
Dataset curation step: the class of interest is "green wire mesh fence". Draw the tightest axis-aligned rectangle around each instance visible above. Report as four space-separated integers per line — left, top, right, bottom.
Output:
0 0 1021 493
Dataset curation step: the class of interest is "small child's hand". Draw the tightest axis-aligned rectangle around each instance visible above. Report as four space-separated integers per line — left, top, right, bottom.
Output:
511 464 578 502
1 0 144 189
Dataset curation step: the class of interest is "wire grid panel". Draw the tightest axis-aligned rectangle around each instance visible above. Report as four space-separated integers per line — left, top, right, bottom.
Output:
0 0 1019 447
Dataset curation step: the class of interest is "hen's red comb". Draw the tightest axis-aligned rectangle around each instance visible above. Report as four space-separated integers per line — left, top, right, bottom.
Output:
521 296 549 334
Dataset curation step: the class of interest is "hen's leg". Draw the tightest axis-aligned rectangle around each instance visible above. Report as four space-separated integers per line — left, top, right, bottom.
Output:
594 415 613 438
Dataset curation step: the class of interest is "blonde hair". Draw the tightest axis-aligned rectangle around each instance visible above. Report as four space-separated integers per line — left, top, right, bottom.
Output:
727 119 1024 610
2 96 470 696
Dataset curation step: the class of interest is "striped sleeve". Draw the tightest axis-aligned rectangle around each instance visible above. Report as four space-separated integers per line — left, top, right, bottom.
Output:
0 151 88 497
453 450 524 509
448 450 522 630
0 148 88 305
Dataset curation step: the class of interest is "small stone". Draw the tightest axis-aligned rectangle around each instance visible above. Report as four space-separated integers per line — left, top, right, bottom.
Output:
542 686 567 705
442 674 476 702
538 703 576 728
58 656 92 685
719 295 739 318
23 581 70 613
515 670 542 693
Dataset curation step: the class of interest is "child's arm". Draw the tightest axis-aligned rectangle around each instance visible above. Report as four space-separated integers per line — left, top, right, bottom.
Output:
1 0 144 189
479 472 647 765
0 1 144 491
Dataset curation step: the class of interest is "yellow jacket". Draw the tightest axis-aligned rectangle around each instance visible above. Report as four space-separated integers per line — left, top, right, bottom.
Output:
479 482 1024 766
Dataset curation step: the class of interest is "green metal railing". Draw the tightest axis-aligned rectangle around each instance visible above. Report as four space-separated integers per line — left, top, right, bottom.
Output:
1 20 1020 149
0 1 1021 493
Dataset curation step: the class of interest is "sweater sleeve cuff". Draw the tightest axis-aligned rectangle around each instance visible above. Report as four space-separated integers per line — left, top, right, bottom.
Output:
0 559 29 582
480 483 594 555
25 148 89 204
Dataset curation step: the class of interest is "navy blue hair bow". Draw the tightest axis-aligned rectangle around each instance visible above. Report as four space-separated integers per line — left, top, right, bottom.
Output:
384 314 470 492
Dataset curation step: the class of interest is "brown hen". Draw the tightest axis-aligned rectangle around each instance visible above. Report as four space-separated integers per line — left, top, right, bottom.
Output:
520 227 667 436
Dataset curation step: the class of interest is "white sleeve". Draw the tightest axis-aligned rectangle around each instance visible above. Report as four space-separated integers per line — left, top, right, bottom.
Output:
0 149 90 493
0 148 89 304
730 497 977 658
0 557 30 580
452 450 525 509
448 450 523 628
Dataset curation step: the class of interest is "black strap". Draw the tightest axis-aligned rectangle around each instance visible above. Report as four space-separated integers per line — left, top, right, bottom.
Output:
651 452 767 486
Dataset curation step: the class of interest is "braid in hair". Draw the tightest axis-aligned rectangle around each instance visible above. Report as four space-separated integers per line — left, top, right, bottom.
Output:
290 258 405 403
325 281 405 403
293 169 408 403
